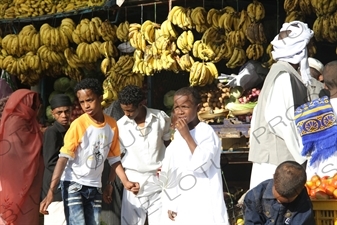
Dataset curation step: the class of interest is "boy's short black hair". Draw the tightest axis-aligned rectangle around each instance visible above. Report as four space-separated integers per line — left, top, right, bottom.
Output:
118 85 145 107
174 87 201 105
74 78 103 96
273 161 306 199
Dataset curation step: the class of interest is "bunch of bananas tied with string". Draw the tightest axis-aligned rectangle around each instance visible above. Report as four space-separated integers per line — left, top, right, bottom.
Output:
189 61 219 87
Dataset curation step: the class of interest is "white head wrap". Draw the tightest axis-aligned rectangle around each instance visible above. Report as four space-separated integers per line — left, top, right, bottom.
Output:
308 57 324 74
271 21 314 86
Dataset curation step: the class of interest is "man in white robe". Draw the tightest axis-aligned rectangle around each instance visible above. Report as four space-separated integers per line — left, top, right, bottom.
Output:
248 21 314 189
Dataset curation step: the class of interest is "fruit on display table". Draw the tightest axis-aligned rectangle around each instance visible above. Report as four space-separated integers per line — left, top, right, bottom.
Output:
306 173 337 199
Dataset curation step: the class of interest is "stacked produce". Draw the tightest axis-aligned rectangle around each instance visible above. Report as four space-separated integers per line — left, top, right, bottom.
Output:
46 77 83 123
0 17 120 85
306 173 337 199
198 84 230 114
225 86 258 114
0 0 106 19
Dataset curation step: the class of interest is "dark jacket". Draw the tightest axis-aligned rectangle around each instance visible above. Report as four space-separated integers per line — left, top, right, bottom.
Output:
41 121 68 201
244 179 315 225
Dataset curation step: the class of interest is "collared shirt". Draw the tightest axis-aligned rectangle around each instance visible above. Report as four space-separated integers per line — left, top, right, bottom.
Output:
117 107 171 173
244 179 315 225
42 121 68 201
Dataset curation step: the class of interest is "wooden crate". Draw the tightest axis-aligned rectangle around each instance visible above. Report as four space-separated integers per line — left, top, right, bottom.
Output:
312 199 337 225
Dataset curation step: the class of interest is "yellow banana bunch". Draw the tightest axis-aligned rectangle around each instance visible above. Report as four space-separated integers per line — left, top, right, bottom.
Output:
2 55 27 76
24 52 42 73
100 57 116 76
299 0 312 15
246 43 264 60
100 20 118 42
60 18 76 43
193 40 223 62
160 20 178 39
313 16 324 41
246 22 266 44
190 7 209 33
129 23 146 51
262 43 275 68
37 45 66 68
247 0 265 22
151 38 163 56
18 25 40 53
218 12 235 32
116 21 130 42
189 61 216 87
201 26 224 45
177 31 194 54
228 30 246 48
177 53 195 72
112 55 135 76
72 18 99 44
75 41 101 63
99 41 119 58
226 47 246 69
18 71 41 86
160 50 176 71
284 0 299 12
167 6 193 30
1 34 23 57
285 11 305 23
40 23 69 52
64 47 85 69
207 8 223 28
238 10 252 33
320 15 337 43
311 0 336 16
141 20 161 44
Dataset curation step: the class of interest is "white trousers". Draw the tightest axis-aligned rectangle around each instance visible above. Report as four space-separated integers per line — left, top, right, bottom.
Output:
249 162 277 189
121 189 162 225
44 201 66 225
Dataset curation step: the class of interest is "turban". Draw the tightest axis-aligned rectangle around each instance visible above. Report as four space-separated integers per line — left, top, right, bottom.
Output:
271 21 314 86
50 94 72 110
308 57 324 74
295 96 337 165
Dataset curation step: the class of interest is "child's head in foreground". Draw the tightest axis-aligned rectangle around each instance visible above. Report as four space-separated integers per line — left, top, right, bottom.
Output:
74 78 103 119
272 161 306 204
173 87 201 128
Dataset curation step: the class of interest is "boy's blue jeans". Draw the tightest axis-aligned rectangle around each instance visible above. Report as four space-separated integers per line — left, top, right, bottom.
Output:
61 181 102 225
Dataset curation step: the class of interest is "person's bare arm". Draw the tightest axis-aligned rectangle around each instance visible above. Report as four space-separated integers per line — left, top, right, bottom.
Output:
40 157 68 214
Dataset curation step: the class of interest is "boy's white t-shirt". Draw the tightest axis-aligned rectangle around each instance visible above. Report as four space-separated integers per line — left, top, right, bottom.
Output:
60 113 121 188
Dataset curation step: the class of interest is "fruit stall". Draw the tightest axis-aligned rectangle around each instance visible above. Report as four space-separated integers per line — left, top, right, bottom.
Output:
1 0 337 224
